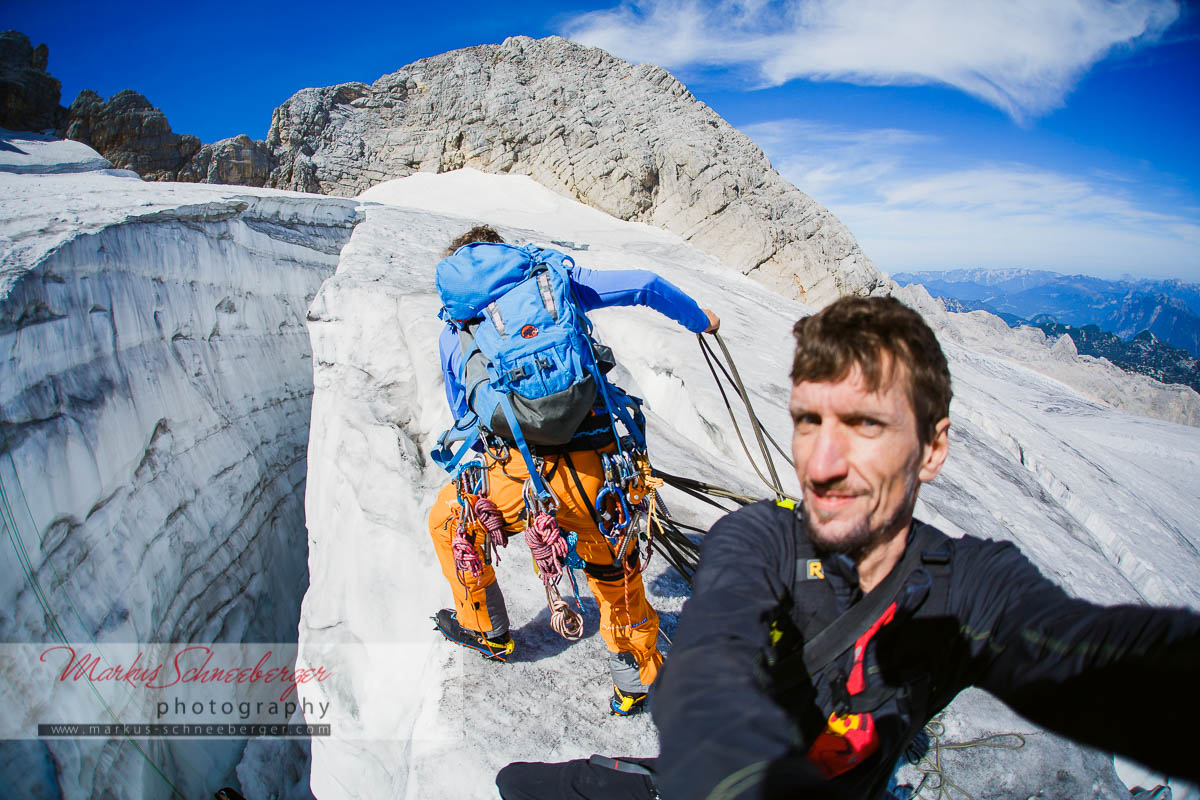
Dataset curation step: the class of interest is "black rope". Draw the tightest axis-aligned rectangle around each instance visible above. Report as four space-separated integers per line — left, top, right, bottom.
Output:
654 469 758 508
696 333 798 504
562 451 604 528
697 336 783 497
647 515 701 584
698 335 792 462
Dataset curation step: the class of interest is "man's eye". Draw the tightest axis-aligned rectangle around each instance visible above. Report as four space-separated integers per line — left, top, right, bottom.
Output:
792 413 819 427
854 417 884 431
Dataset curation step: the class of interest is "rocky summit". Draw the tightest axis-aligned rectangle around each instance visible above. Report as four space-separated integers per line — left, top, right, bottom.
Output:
0 30 65 132
63 89 203 180
264 36 884 306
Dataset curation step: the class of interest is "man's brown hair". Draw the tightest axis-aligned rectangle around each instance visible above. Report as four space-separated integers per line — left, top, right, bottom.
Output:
791 296 952 444
443 225 505 257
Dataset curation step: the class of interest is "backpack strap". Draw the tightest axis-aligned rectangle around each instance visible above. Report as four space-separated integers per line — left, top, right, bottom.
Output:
496 392 552 500
595 380 647 450
430 418 483 476
796 524 950 677
587 754 655 777
485 303 507 336
537 272 559 320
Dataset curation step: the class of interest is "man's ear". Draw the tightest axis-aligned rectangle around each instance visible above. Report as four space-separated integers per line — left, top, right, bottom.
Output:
918 417 951 483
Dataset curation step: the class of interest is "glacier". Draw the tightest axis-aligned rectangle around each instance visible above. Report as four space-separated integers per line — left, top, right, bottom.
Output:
1 130 360 798
2 135 1199 800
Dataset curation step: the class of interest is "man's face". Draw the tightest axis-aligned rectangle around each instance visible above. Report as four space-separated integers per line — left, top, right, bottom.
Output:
789 362 949 557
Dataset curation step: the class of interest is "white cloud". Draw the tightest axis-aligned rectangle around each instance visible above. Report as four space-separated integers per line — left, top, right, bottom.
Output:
742 119 1200 279
563 0 1180 120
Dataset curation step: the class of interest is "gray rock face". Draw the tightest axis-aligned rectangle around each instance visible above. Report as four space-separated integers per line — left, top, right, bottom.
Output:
63 88 202 180
180 133 276 187
265 35 884 306
0 30 65 132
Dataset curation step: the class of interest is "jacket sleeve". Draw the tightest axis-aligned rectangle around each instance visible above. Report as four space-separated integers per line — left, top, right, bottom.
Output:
570 267 710 333
652 504 843 799
955 539 1200 778
438 325 467 419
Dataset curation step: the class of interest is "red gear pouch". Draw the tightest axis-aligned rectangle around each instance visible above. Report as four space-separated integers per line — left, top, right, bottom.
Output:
806 602 897 778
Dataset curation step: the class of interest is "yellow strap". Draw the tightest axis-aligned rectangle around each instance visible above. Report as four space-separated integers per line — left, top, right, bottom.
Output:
775 498 796 510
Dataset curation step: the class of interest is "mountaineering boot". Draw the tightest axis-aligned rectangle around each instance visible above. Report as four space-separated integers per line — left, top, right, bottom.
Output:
610 685 648 716
433 608 514 662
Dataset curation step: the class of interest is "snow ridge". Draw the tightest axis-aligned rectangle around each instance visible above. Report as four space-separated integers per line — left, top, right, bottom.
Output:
2 139 1197 799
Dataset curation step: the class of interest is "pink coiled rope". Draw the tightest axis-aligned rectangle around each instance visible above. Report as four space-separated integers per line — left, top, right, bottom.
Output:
475 497 506 560
452 522 483 578
547 585 584 641
525 511 568 585
452 494 508 579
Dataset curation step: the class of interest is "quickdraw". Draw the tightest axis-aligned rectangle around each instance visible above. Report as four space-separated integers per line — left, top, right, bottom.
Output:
594 449 664 578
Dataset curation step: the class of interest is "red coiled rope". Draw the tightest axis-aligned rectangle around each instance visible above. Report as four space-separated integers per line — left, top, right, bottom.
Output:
452 521 483 578
525 511 568 585
475 496 506 560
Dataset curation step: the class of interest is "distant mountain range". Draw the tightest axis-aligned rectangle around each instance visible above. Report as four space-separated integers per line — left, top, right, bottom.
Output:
897 269 1200 392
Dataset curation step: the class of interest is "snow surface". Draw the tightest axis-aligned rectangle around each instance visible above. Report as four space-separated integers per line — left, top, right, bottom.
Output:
0 127 122 176
298 169 1200 798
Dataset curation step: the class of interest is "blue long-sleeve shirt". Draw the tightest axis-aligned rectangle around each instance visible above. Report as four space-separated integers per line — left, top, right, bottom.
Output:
439 266 709 419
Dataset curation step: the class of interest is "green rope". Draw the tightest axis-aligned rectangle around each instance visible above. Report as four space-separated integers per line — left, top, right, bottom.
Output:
0 442 190 798
908 719 1027 799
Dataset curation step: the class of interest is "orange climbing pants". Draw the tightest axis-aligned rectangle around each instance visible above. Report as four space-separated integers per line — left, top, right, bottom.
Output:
428 445 663 687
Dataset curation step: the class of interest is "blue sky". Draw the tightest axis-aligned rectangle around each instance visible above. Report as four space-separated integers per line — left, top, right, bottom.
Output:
9 0 1199 281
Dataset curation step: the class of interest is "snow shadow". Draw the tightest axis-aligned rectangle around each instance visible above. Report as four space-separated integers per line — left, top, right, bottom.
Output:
648 567 692 599
510 595 602 662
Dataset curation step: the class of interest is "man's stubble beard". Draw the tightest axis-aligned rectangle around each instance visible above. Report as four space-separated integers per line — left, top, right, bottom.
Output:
802 468 920 561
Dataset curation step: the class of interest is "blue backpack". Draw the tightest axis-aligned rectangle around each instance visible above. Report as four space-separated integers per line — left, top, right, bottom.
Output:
431 242 644 498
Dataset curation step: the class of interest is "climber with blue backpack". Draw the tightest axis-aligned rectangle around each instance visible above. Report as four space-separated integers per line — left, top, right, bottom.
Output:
426 225 719 714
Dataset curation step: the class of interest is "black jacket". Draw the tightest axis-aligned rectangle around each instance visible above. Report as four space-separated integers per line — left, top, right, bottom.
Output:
652 500 1200 799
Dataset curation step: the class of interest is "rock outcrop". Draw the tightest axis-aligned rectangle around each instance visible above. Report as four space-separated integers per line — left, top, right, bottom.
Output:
0 30 65 131
180 133 276 187
62 88 202 180
264 36 884 306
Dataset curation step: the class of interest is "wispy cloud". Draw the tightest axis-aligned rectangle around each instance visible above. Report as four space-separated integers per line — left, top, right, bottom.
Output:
563 0 1180 121
742 119 1200 278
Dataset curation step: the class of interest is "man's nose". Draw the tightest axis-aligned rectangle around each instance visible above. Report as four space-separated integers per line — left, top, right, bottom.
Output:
806 423 850 484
